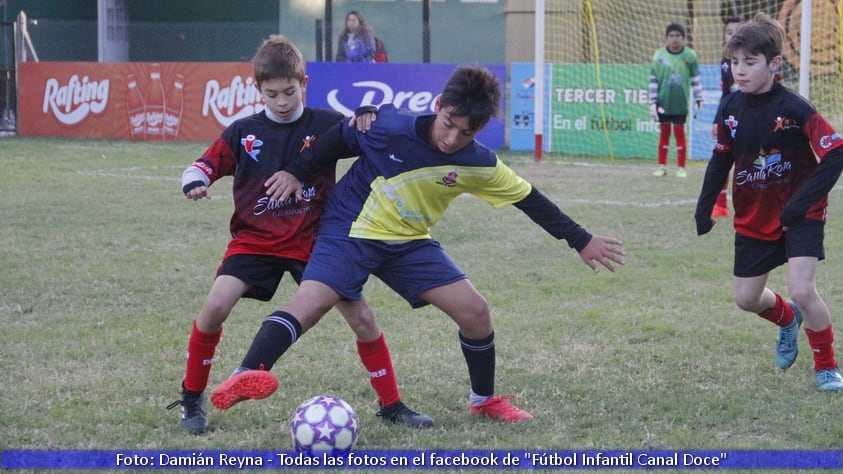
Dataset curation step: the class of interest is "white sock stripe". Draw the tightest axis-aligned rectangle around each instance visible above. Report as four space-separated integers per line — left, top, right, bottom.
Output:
460 340 495 351
266 315 298 344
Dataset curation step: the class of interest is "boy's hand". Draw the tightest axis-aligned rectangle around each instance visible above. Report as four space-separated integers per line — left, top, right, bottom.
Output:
649 104 659 121
185 186 211 200
265 171 303 202
349 111 377 133
577 235 625 273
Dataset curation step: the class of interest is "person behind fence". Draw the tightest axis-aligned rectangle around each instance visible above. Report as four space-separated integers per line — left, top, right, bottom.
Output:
209 65 626 423
167 35 432 435
336 11 376 63
695 13 843 391
649 22 703 178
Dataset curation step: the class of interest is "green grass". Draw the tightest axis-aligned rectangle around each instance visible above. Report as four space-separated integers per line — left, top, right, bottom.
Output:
1 137 842 473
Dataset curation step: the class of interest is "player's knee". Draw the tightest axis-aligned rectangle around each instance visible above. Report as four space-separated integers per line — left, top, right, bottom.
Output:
786 284 817 309
733 293 760 312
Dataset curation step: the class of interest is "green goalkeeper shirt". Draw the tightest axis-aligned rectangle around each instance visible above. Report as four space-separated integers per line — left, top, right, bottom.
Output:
649 46 702 116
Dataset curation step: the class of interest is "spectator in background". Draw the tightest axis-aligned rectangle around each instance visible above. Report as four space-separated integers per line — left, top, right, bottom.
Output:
336 11 376 63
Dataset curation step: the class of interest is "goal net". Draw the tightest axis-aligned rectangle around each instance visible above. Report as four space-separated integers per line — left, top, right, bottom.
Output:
534 0 842 160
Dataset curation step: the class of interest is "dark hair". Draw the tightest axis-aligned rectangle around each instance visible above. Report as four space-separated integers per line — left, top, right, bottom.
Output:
439 66 501 132
724 15 745 26
725 12 784 63
340 10 372 37
665 22 686 37
252 35 305 85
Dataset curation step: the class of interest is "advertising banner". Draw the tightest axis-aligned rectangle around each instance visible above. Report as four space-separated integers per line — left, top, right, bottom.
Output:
18 62 505 149
509 62 720 159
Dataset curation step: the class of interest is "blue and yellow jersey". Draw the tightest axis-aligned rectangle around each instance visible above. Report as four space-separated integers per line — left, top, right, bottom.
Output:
318 105 532 240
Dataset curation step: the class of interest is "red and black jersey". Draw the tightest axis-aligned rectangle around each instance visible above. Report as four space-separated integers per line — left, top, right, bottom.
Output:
187 108 348 262
698 82 843 240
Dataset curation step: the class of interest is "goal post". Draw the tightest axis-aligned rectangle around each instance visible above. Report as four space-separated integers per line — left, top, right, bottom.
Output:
534 0 842 160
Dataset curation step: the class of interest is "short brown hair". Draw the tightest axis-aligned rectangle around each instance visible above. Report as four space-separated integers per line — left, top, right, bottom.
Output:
252 35 306 86
439 66 501 132
725 12 784 63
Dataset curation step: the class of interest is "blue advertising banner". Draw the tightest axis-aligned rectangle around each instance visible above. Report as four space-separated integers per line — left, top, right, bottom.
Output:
2 449 841 469
510 62 550 152
304 63 506 150
691 64 724 161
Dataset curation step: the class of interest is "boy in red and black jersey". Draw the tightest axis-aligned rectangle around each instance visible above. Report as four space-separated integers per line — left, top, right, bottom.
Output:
696 13 843 391
168 35 431 435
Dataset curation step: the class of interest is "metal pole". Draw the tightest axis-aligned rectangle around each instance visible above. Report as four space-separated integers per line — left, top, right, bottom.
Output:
315 19 323 62
534 0 544 161
325 0 333 62
423 0 430 63
798 0 811 99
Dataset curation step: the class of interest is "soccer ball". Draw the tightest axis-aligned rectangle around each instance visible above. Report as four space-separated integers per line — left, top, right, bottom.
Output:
289 395 359 453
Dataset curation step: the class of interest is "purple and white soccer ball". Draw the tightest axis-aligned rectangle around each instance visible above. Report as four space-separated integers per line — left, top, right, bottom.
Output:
290 395 359 453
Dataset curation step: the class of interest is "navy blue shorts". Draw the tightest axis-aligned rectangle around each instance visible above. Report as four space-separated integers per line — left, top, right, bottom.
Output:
217 254 305 301
302 235 467 308
733 219 825 278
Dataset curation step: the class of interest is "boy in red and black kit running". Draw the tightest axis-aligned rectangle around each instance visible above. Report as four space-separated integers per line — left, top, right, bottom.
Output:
167 35 432 434
695 13 843 391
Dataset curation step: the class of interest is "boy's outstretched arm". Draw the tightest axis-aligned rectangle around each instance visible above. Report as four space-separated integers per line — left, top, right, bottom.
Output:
513 186 625 273
266 108 377 201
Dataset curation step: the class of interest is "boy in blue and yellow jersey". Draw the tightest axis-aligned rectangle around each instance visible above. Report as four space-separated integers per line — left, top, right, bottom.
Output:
168 35 431 435
695 13 843 391
211 65 626 422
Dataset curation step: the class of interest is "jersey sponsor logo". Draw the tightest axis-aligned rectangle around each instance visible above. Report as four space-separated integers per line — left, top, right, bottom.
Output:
819 133 841 149
436 170 459 187
241 134 263 162
773 115 799 132
388 153 403 163
299 135 315 152
735 148 791 187
42 74 110 125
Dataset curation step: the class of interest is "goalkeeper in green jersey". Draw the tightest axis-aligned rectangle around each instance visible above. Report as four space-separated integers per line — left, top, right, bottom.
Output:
649 22 703 178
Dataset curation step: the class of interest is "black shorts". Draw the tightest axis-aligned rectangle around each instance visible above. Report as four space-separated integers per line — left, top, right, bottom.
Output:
658 113 687 125
733 219 825 277
217 254 306 301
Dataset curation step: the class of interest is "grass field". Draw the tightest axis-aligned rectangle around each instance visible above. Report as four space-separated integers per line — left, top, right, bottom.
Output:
2 137 842 472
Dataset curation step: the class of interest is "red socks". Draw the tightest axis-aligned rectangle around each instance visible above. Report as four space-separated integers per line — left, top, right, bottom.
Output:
807 325 837 372
183 320 222 393
673 124 686 168
757 293 794 326
657 123 670 165
357 333 400 407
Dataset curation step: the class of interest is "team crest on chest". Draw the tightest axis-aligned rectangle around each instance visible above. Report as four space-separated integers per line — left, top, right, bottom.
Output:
241 134 263 162
724 115 739 138
437 170 459 187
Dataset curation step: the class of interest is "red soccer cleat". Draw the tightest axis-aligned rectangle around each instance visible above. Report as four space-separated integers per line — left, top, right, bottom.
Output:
470 395 534 423
210 370 279 410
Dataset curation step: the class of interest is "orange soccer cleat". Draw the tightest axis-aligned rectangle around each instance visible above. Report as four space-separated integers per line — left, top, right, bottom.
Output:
210 369 279 410
470 395 534 423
